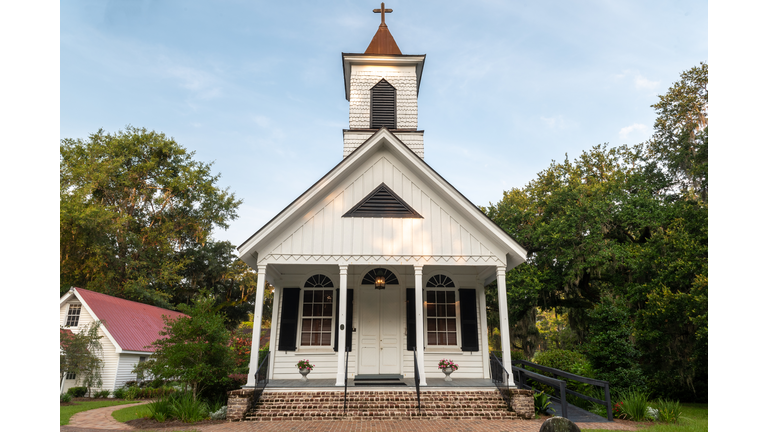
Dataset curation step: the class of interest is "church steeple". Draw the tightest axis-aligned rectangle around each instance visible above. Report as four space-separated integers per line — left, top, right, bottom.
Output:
364 3 402 55
341 5 426 159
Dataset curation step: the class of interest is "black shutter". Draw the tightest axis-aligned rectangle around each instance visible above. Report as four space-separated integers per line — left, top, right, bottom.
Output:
334 289 354 352
406 288 416 351
370 79 396 129
459 288 479 352
277 288 300 351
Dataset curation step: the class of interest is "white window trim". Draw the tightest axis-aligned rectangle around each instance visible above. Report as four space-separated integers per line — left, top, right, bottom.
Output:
65 303 82 328
296 288 337 352
422 287 462 351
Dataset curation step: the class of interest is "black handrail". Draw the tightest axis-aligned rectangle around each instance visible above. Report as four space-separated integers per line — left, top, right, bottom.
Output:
343 346 350 415
511 365 568 419
489 352 511 411
511 359 612 421
252 352 270 407
413 350 421 413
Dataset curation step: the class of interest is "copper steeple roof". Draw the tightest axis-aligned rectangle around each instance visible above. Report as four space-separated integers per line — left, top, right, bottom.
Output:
364 3 402 55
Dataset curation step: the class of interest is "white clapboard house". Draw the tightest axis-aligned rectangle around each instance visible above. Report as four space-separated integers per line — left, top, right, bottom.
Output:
59 287 186 394
238 10 526 388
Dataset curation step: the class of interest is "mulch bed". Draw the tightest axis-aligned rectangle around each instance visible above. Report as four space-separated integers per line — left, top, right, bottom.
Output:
126 418 226 429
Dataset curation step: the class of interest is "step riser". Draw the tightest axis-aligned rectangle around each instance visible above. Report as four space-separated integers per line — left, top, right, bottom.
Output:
244 389 519 422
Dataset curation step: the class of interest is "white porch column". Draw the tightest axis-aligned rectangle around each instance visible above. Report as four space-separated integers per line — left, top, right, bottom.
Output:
414 265 427 386
267 285 281 381
496 266 513 383
335 264 349 386
246 264 268 387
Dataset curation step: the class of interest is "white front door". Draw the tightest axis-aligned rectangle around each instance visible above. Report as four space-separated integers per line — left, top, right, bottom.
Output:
358 289 401 375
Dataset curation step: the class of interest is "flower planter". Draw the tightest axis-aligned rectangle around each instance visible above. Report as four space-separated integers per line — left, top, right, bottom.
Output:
442 367 454 381
299 367 311 381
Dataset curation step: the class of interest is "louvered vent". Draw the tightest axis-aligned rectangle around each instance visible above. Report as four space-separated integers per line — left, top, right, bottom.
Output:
343 183 422 218
370 79 396 129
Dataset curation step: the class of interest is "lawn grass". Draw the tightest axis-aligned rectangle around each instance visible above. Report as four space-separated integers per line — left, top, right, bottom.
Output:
583 403 707 432
60 400 141 426
112 403 152 422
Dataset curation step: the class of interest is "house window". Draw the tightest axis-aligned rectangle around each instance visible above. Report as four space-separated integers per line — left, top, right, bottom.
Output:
65 304 82 327
425 275 458 346
137 356 147 381
300 275 334 346
66 372 76 380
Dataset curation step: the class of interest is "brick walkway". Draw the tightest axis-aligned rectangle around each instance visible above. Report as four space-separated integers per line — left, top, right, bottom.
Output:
62 405 640 432
66 401 150 430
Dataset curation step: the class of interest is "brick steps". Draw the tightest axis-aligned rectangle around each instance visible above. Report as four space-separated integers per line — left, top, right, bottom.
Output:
244 389 520 421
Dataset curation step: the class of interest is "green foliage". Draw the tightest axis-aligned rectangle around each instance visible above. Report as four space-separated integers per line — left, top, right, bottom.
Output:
137 295 236 401
616 389 651 421
60 126 245 314
61 322 104 396
654 399 683 423
483 63 708 403
648 62 708 202
111 387 127 399
532 349 595 408
93 390 110 398
67 386 88 398
146 391 210 423
125 385 141 401
60 393 73 403
533 390 554 415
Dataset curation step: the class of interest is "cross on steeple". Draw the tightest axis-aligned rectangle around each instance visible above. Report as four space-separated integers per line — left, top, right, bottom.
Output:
373 2 393 25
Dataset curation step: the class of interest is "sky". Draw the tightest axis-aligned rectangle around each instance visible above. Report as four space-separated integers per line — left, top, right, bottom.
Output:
60 0 709 247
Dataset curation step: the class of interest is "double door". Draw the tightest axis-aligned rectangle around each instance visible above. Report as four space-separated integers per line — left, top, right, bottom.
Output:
358 289 401 375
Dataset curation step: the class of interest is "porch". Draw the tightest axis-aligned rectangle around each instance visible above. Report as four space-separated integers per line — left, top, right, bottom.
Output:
265 377 496 388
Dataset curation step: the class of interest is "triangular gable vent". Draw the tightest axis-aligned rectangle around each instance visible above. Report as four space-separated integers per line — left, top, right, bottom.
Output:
343 183 423 218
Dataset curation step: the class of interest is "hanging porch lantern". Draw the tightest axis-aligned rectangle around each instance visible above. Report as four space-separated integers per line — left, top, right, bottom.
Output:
374 275 386 290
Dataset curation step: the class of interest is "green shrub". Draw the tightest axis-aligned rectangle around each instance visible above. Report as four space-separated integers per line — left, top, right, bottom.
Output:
616 389 650 421
93 390 110 398
169 392 210 423
112 387 127 399
125 385 141 401
147 396 174 422
533 390 554 415
67 387 87 397
654 398 682 423
60 393 73 403
530 349 595 409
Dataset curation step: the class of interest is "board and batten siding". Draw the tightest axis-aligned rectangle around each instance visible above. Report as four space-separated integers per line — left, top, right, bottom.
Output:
60 299 120 393
262 150 506 264
270 285 357 380
268 276 488 380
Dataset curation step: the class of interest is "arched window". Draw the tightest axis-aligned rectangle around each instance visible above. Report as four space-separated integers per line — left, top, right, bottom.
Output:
304 274 334 288
300 275 334 346
425 274 458 346
362 268 399 285
370 79 396 129
426 274 455 287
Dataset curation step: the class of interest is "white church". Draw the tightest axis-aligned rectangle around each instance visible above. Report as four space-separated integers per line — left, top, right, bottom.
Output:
238 6 526 389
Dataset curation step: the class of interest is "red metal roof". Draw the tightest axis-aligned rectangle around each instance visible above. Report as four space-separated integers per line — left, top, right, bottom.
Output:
75 288 187 352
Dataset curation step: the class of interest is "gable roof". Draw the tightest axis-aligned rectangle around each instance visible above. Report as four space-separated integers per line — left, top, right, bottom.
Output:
238 128 527 271
69 288 187 353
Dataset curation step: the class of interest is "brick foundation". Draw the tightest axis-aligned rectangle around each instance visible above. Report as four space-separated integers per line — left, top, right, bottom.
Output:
510 389 534 419
226 388 255 422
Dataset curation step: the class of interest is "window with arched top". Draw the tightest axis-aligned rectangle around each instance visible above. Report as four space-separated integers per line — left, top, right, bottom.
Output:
370 79 396 129
300 275 334 346
425 274 458 346
426 274 455 287
361 268 399 285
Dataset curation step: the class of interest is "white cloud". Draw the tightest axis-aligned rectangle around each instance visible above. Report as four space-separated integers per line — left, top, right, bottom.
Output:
540 115 578 130
634 74 659 91
619 123 649 139
614 69 660 92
